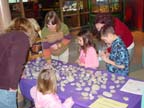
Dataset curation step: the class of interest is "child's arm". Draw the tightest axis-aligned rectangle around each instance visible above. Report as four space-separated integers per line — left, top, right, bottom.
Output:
103 57 125 69
63 97 74 108
100 51 125 69
45 95 74 108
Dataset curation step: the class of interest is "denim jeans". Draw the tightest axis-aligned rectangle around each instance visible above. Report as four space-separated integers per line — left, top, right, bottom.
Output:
0 89 17 108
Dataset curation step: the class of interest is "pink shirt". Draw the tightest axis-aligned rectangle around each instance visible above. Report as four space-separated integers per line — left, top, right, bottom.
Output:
30 86 73 108
79 46 99 69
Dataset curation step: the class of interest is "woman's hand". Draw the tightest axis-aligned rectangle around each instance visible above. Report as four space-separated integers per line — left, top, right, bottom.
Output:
50 44 58 50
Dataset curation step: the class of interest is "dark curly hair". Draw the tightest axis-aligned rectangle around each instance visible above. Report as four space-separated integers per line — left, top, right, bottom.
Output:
92 13 114 40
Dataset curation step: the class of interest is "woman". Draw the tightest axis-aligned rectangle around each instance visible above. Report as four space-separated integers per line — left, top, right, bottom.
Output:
0 17 37 108
93 13 134 61
41 11 72 63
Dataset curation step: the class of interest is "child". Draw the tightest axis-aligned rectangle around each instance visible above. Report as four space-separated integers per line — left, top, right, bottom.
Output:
30 69 74 108
28 18 42 60
100 25 129 76
76 29 99 69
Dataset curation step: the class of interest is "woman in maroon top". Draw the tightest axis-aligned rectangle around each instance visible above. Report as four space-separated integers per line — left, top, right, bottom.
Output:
0 17 37 108
93 13 134 61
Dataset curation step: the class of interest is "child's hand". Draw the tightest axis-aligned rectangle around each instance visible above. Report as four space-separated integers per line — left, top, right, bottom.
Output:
65 97 74 107
79 63 85 66
75 59 80 64
100 51 109 62
76 59 84 66
21 73 26 79
99 50 106 57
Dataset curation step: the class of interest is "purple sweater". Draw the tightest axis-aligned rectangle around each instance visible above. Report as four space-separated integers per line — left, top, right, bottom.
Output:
0 31 29 90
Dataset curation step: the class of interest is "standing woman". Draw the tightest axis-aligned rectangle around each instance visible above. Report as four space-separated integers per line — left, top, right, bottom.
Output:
41 11 72 63
93 13 134 61
0 17 37 108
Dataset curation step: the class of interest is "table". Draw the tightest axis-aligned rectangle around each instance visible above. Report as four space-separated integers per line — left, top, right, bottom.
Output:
20 57 141 108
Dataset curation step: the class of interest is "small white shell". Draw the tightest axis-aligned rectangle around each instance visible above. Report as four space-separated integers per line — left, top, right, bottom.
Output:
123 97 129 101
103 91 113 98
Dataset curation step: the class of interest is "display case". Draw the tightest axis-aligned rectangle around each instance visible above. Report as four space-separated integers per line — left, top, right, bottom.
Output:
90 0 123 13
9 1 35 19
59 0 90 30
89 0 125 27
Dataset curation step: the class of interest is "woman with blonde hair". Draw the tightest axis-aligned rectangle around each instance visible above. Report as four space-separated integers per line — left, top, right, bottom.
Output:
28 18 42 59
30 69 74 108
28 18 41 37
6 17 37 46
0 17 37 108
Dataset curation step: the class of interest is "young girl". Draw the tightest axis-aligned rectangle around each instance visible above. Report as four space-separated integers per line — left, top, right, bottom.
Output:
76 29 99 69
30 69 74 108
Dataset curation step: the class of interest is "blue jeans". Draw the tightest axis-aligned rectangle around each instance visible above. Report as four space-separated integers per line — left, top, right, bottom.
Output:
0 89 17 108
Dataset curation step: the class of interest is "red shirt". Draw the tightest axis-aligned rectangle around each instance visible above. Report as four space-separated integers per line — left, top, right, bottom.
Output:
114 17 133 48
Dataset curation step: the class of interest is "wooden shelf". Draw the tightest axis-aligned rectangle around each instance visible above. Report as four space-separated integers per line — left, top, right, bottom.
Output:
59 0 89 30
63 13 78 17
80 11 89 15
89 0 124 27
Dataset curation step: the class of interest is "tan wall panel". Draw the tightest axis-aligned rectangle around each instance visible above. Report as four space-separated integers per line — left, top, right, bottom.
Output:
0 0 11 33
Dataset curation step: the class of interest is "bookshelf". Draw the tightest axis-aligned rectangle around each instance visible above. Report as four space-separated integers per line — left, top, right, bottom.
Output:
59 0 90 30
89 0 125 27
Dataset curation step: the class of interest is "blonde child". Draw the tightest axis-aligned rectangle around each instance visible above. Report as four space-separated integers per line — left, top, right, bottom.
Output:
28 18 42 60
76 29 99 69
30 69 74 108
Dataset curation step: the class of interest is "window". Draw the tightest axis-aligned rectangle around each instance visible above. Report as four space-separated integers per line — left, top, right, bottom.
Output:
8 0 28 3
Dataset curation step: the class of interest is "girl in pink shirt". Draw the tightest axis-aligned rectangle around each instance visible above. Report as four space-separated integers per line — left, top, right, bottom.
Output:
76 29 99 69
30 69 74 108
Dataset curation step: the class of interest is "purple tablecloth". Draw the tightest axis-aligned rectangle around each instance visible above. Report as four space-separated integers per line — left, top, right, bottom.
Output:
20 59 141 108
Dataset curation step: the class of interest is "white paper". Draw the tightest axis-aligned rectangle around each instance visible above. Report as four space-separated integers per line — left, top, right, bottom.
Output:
89 97 128 108
120 79 144 95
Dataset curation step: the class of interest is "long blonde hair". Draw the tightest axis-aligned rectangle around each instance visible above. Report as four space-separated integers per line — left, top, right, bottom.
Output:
5 17 37 46
37 69 57 95
28 18 42 37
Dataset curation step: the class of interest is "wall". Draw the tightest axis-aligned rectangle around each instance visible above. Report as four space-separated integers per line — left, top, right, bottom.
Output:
125 0 144 30
136 0 143 30
0 0 11 33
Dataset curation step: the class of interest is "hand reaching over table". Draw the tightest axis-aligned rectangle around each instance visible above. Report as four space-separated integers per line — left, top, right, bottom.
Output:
63 97 74 108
